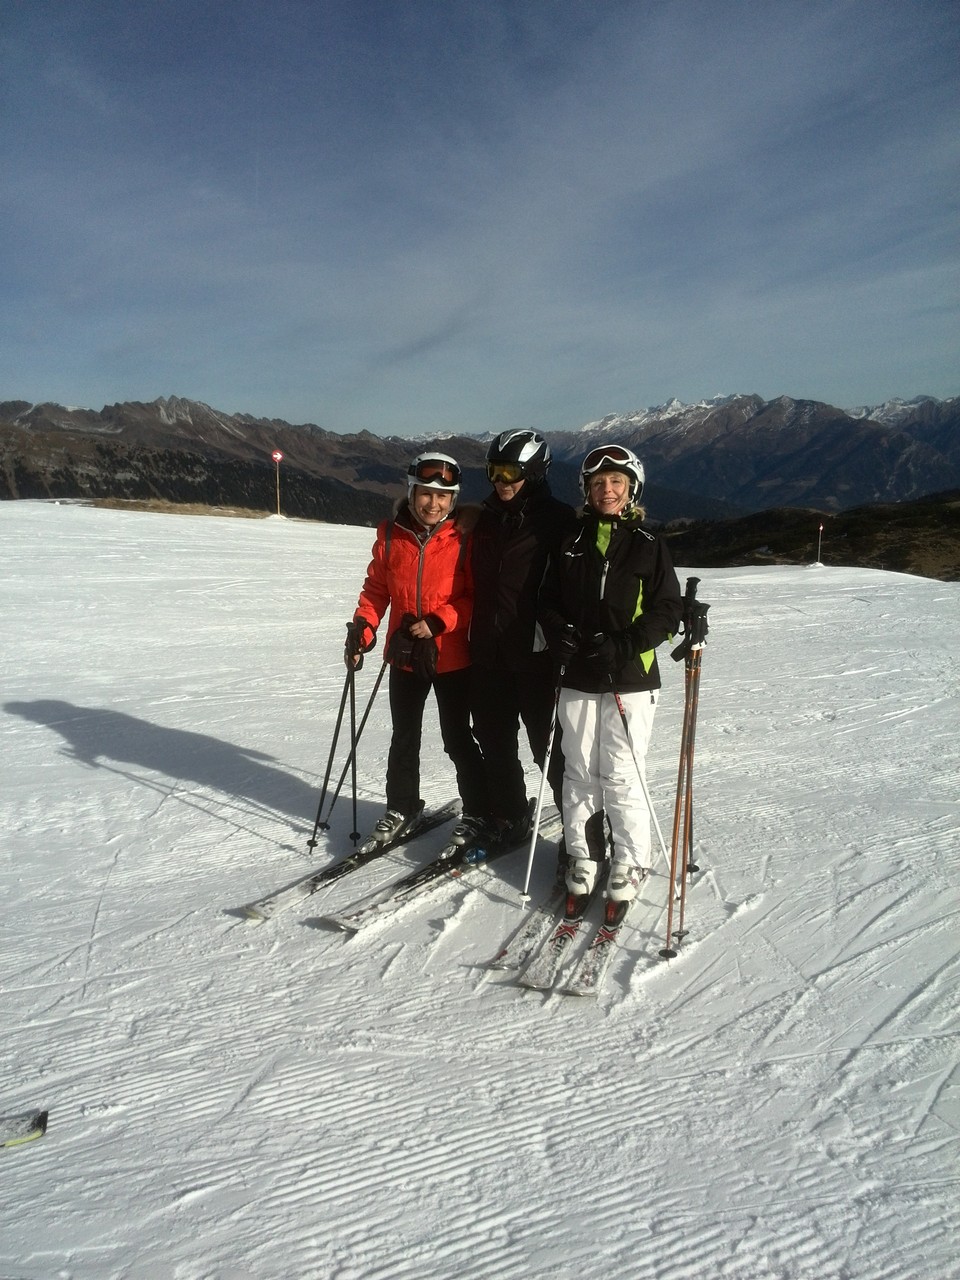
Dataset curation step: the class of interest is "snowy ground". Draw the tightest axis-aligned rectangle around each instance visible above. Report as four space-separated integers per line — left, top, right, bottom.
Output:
2 500 958 1280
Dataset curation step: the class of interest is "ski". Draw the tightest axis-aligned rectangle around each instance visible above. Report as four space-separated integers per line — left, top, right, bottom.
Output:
239 799 461 921
323 808 563 935
321 838 494 932
482 809 566 968
561 896 635 996
486 881 565 971
517 872 607 991
0 1108 48 1148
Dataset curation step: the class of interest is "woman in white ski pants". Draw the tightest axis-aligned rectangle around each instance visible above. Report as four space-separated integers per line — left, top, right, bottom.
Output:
558 687 659 871
539 443 682 903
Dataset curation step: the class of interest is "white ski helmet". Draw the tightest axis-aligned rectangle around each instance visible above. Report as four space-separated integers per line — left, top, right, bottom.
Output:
579 444 645 501
406 452 462 505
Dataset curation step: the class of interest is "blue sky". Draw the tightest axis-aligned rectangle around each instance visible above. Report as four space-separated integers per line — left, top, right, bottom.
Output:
2 0 958 435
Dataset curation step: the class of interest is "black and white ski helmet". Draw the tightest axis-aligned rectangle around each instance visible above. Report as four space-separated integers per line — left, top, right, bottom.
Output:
486 429 551 486
406 452 462 505
579 444 645 500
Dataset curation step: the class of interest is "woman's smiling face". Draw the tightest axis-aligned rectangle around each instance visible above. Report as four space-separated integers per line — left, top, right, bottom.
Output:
586 470 630 516
412 486 454 526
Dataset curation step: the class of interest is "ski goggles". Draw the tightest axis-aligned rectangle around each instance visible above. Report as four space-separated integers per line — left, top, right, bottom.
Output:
487 462 525 484
581 445 635 478
410 458 461 486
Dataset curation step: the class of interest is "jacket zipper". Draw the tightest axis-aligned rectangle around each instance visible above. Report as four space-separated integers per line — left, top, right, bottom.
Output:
415 523 440 615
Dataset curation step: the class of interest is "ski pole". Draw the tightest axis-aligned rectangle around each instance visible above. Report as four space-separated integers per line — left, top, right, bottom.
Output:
681 651 701 877
317 659 388 832
660 578 709 958
660 661 695 956
673 638 706 943
306 662 353 852
520 663 566 900
660 584 701 955
348 660 360 844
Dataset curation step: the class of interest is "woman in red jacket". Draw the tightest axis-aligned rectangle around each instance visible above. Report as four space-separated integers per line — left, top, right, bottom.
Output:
345 453 489 846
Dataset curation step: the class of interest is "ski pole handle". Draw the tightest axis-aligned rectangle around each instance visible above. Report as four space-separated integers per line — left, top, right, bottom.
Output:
671 577 709 661
681 577 700 641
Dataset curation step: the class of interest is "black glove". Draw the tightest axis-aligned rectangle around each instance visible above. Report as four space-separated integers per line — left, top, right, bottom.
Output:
344 618 376 669
345 618 376 656
385 613 419 668
556 623 582 659
584 631 634 678
411 635 439 681
386 634 412 668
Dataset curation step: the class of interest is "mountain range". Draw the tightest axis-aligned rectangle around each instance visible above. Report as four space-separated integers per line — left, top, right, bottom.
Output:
1 392 958 527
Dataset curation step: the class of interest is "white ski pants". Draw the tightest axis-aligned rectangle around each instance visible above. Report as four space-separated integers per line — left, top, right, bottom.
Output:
557 688 659 870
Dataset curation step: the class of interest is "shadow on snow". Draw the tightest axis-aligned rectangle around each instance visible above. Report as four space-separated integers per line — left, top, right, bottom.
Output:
2 697 369 833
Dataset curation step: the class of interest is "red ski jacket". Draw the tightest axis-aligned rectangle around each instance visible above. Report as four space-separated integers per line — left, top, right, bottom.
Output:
354 505 473 674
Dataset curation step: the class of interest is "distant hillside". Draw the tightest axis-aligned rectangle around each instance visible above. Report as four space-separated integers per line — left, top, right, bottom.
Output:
2 391 957 526
664 490 960 582
548 393 960 513
0 395 738 523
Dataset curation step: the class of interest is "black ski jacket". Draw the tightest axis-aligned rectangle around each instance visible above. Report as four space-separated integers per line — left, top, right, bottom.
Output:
467 482 578 672
539 509 683 695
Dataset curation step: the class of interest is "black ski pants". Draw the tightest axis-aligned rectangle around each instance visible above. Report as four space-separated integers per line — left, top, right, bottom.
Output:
386 664 488 818
470 656 564 823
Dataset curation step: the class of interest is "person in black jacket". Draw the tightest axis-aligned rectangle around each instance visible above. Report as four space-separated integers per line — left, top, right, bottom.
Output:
466 429 578 844
539 445 682 902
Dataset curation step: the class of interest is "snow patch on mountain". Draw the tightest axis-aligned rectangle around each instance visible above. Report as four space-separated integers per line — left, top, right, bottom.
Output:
576 394 756 439
847 395 941 425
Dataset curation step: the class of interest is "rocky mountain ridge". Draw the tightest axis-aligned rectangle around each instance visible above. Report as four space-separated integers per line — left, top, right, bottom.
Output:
2 392 957 523
548 393 959 513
